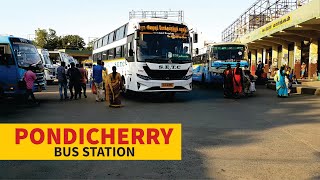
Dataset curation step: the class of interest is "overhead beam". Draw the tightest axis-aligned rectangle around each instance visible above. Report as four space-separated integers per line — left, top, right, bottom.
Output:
283 30 320 39
261 37 292 45
272 34 307 42
247 43 270 49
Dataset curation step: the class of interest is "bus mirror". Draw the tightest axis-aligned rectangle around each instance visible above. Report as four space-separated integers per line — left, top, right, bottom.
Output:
129 49 134 56
195 48 199 55
193 33 198 43
134 30 140 40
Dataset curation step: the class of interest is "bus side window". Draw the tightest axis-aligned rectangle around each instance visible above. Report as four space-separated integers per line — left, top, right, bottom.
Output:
126 34 134 62
0 45 15 65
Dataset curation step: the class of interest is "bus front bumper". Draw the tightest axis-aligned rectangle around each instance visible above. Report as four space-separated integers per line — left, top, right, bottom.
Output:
135 79 192 92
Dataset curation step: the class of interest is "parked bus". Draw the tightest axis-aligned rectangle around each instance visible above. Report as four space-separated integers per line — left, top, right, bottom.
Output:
0 36 46 96
38 49 56 84
192 42 249 84
92 17 193 96
48 51 74 67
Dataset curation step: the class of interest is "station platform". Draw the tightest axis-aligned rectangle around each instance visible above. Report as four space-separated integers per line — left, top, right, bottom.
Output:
266 80 320 96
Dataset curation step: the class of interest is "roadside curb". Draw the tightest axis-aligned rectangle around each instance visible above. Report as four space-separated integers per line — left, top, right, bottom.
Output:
266 83 320 96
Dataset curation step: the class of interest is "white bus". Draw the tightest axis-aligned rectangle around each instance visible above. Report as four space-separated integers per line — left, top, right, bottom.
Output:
38 49 56 84
49 51 74 67
93 18 193 95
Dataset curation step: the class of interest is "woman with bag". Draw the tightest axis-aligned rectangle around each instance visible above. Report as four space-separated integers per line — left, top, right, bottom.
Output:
275 66 288 97
223 64 234 98
233 63 243 99
105 66 123 108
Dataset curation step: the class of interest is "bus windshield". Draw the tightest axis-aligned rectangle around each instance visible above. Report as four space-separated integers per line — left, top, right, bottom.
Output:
12 43 42 67
42 53 53 65
211 45 245 61
137 33 191 63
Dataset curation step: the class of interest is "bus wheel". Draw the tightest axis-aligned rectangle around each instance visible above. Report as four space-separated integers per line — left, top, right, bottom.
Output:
0 87 4 100
121 77 128 96
201 74 205 83
47 80 54 85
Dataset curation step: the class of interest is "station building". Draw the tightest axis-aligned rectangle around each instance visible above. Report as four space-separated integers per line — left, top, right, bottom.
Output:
223 0 320 80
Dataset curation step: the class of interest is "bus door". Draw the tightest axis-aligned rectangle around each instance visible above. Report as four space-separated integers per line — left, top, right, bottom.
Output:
0 44 17 93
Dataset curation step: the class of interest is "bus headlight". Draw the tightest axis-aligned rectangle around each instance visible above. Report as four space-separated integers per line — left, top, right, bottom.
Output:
183 74 193 80
137 74 152 80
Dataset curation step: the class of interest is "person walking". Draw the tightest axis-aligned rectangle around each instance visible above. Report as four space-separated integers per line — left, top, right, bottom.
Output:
101 62 108 101
79 64 88 98
223 64 233 98
67 62 81 100
275 66 288 98
92 60 105 102
233 63 243 98
106 66 123 108
57 62 68 101
24 65 39 105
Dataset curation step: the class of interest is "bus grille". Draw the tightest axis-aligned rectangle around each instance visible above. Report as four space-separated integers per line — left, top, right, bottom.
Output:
35 72 45 85
143 66 188 80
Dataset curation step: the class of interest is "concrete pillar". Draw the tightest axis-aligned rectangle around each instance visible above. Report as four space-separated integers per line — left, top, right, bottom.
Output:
257 49 263 64
281 44 289 67
250 50 257 75
309 39 318 79
263 49 267 64
294 42 302 79
271 46 278 77
264 49 272 75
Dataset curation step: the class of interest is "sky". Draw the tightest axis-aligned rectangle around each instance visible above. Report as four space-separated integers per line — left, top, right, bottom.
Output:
1 0 257 45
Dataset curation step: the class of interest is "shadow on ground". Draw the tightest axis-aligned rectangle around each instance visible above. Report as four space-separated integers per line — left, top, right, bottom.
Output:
0 85 319 179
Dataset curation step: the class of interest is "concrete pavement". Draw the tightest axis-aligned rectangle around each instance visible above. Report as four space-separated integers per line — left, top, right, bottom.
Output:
0 85 319 179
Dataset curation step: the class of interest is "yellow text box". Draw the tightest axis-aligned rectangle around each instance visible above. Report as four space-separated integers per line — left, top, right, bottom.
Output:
0 124 181 160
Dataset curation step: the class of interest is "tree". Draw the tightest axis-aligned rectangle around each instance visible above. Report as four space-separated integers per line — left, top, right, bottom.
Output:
33 28 86 50
60 35 86 49
45 29 60 50
86 39 97 51
34 29 48 48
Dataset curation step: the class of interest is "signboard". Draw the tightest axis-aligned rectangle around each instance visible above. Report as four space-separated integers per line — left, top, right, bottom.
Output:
139 23 188 34
261 15 291 33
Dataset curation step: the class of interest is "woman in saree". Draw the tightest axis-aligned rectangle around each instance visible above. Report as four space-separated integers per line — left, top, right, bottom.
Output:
275 66 288 97
105 66 123 108
233 63 243 98
223 64 233 98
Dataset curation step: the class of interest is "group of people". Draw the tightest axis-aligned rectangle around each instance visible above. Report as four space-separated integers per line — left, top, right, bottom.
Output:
56 60 124 108
223 63 256 99
92 60 123 108
274 66 297 97
57 62 88 101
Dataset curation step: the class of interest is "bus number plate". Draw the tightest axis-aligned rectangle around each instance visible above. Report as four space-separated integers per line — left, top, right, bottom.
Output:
161 83 174 88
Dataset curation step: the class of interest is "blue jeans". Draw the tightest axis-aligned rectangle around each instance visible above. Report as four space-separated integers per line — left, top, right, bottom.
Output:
58 82 68 99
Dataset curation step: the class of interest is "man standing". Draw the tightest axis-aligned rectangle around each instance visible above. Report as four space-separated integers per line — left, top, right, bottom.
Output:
92 60 105 102
79 64 88 98
67 62 81 100
57 61 68 100
24 65 39 105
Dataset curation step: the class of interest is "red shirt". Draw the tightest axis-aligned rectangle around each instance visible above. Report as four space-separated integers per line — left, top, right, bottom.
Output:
24 70 37 90
79 68 88 84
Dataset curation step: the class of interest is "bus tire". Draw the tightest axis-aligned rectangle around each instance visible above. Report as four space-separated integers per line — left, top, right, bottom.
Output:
201 74 206 84
0 86 4 100
121 76 128 96
46 80 54 85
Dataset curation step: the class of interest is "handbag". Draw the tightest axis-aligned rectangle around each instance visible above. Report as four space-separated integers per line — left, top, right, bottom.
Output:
91 83 97 94
250 82 256 92
18 72 27 90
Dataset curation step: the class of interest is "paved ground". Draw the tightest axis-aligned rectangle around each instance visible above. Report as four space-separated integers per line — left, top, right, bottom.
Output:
0 85 319 179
